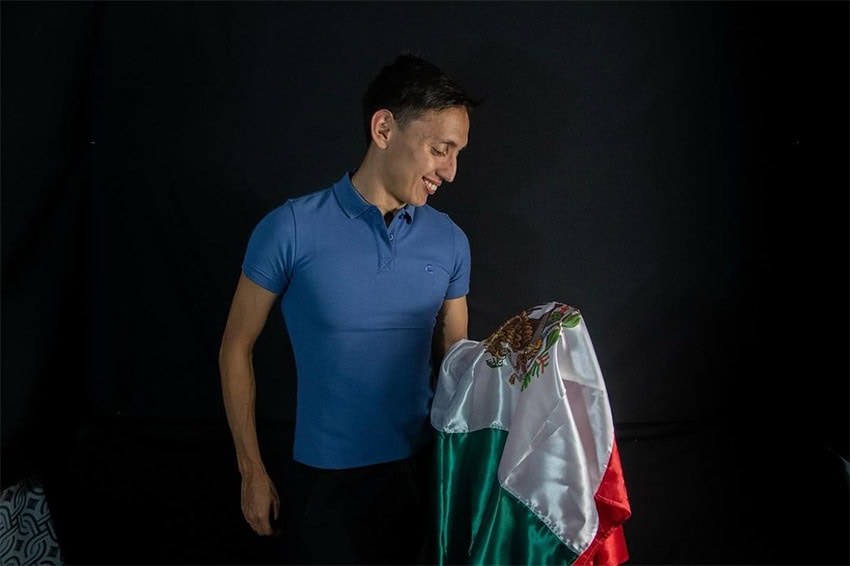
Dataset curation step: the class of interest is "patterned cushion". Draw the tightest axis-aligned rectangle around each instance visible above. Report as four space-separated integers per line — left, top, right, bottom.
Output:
0 477 63 565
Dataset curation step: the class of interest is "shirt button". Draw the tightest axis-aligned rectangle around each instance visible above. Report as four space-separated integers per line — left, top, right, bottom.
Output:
389 234 394 241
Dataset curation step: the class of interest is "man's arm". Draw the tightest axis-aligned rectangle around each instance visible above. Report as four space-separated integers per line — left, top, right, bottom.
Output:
219 272 280 536
433 296 469 367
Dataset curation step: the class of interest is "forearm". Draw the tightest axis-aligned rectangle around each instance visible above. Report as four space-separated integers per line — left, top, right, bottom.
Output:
434 296 469 364
219 348 266 476
439 330 466 360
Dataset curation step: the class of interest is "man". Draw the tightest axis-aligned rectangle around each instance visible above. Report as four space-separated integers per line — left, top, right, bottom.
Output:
219 52 480 564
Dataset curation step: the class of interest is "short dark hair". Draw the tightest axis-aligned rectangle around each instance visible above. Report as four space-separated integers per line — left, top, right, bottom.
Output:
361 51 482 146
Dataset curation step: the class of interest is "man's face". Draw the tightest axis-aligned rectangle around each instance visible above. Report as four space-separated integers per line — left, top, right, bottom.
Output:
383 106 470 208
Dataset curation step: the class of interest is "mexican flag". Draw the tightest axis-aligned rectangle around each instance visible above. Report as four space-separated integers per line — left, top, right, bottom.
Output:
431 302 631 565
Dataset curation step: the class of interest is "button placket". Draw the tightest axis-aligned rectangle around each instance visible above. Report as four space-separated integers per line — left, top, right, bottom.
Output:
375 208 395 272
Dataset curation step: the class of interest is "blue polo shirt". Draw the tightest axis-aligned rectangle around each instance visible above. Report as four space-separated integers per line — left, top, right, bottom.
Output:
242 172 471 469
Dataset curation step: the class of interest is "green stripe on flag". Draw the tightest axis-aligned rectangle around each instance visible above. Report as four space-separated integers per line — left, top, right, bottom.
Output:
434 428 580 565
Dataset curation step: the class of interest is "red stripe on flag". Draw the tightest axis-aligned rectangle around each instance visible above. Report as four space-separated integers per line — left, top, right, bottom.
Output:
574 441 632 565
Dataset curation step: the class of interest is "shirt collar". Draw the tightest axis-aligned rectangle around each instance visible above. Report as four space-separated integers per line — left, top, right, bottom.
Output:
333 172 415 223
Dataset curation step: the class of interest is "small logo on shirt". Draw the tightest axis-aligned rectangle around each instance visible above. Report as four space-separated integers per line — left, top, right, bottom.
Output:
425 264 434 273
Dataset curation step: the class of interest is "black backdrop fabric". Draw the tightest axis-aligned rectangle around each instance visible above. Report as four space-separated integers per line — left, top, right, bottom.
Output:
2 1 848 564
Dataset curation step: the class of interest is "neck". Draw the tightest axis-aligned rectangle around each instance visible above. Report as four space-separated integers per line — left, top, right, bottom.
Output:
350 155 403 219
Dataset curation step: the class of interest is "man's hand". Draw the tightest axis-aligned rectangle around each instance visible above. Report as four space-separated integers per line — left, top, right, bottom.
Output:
241 469 280 536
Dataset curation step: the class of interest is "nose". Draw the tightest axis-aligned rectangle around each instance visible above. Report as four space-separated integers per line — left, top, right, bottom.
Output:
437 155 457 183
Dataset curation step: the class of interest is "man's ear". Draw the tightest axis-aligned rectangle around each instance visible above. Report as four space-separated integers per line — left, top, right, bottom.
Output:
370 109 394 149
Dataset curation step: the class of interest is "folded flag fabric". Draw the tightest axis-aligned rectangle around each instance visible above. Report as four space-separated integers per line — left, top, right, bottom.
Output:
431 301 631 565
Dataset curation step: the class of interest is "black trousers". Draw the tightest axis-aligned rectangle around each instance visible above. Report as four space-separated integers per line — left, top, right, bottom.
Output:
277 446 434 565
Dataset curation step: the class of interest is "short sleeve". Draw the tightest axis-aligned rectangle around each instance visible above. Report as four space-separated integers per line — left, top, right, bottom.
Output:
241 201 296 294
446 221 471 299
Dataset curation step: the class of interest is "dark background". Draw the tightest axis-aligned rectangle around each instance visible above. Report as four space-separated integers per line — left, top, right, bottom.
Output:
2 1 848 564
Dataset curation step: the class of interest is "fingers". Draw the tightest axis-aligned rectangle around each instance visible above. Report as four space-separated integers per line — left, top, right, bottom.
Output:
257 514 274 536
242 502 270 535
242 494 282 534
241 473 281 536
244 506 276 535
241 492 272 535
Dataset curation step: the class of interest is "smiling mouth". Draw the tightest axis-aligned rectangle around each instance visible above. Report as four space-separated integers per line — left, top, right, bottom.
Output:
424 178 438 195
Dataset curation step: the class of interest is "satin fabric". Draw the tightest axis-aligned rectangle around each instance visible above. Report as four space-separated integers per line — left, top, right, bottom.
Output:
431 302 631 565
434 428 580 565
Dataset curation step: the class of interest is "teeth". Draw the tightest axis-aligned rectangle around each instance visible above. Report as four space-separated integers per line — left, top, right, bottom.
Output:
424 179 437 193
